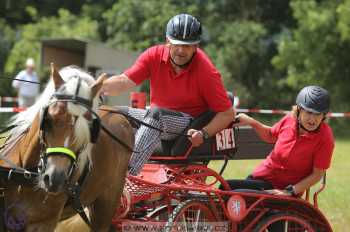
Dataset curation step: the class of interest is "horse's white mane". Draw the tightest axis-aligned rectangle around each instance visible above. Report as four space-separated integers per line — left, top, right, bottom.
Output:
9 66 99 149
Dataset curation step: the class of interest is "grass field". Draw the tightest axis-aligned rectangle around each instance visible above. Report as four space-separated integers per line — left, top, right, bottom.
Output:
209 139 350 231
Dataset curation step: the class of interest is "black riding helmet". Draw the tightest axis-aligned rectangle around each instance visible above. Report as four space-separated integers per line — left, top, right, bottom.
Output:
296 85 330 114
166 14 201 45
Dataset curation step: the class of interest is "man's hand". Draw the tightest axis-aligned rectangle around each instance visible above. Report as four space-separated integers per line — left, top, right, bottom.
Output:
187 129 204 147
265 189 292 196
101 74 136 96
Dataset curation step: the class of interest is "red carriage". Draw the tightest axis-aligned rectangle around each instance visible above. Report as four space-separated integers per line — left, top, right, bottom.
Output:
111 111 332 232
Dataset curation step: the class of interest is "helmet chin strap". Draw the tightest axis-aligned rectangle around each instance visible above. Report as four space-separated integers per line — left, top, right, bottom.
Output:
298 120 319 133
170 53 195 69
296 107 324 133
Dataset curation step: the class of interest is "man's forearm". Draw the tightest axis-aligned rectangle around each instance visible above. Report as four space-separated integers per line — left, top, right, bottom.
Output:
203 108 235 136
102 74 136 96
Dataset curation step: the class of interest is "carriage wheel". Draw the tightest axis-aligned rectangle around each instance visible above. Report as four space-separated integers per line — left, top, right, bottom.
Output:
164 199 218 232
253 212 315 232
147 205 173 221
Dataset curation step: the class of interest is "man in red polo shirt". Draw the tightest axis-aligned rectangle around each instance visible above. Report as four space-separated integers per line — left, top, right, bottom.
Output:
102 14 235 175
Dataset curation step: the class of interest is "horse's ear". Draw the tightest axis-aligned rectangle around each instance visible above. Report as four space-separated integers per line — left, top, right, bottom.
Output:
91 73 108 98
50 62 64 90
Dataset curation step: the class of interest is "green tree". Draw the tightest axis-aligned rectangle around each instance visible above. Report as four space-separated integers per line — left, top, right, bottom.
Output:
5 9 99 76
270 0 350 135
104 0 180 51
272 0 350 112
0 19 15 73
203 0 295 108
0 0 95 26
0 19 16 97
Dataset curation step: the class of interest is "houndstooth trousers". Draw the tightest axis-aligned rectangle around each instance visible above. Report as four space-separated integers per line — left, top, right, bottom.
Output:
127 107 193 175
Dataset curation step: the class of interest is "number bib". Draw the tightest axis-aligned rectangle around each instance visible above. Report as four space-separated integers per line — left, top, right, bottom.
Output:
215 128 235 151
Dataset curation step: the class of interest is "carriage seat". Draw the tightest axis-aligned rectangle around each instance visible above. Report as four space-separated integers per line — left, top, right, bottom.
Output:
151 92 236 162
98 105 232 162
152 110 217 158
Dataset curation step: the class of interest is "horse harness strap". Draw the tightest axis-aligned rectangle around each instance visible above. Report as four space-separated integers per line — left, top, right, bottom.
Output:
37 86 100 230
53 93 93 108
98 106 192 154
66 161 96 231
38 92 100 181
67 183 94 230
46 147 77 161
0 78 100 231
0 167 38 186
0 130 38 231
100 124 135 153
0 168 38 232
0 146 38 185
99 106 191 138
39 98 101 145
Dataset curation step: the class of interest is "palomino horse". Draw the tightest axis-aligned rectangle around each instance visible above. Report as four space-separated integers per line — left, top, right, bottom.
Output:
0 64 133 231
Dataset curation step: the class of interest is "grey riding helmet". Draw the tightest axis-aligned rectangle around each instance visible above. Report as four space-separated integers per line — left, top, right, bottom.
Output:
296 86 330 113
166 14 201 45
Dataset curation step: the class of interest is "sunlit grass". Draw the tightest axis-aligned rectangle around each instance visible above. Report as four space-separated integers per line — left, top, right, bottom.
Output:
209 139 350 231
318 139 350 232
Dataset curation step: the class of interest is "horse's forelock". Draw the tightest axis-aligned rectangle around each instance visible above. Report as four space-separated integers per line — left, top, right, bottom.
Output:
58 67 98 147
59 66 100 110
72 115 90 149
59 66 95 86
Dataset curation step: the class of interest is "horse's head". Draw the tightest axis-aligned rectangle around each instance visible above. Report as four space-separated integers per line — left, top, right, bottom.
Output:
38 63 107 193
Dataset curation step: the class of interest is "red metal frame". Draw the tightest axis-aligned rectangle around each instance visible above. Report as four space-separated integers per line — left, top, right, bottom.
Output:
112 163 332 232
111 122 331 231
254 213 316 232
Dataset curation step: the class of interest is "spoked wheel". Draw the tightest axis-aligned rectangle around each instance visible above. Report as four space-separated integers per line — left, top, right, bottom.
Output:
164 199 218 232
253 212 316 232
147 205 173 221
